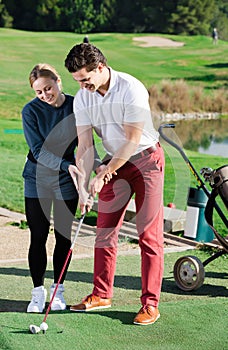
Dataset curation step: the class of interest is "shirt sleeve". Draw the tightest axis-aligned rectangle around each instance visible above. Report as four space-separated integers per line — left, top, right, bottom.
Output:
73 91 92 126
22 104 72 173
123 79 151 124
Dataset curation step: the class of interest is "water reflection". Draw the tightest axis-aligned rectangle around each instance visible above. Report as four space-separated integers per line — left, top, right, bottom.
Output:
158 118 228 158
199 139 228 157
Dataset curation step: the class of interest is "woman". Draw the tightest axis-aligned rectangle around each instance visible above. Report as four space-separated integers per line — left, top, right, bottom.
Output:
22 63 80 313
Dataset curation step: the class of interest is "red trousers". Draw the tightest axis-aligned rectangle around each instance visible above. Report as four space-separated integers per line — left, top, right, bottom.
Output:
93 144 164 307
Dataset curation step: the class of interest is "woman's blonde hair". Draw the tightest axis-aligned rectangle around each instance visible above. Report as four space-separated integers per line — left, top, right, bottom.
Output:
29 63 62 90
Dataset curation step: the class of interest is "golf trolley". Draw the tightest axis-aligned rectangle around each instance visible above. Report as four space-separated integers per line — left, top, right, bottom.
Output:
159 124 228 291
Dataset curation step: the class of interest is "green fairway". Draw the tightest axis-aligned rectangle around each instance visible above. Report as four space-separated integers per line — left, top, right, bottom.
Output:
0 251 227 350
0 117 227 235
0 28 227 350
0 28 227 234
1 117 227 211
1 29 228 121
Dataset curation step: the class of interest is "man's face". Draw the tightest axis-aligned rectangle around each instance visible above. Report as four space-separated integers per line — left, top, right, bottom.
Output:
71 64 104 93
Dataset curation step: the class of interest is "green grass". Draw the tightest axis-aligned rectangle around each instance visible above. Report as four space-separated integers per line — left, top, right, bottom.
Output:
3 120 227 234
0 251 227 350
1 29 228 120
0 29 227 220
0 30 227 350
1 119 227 233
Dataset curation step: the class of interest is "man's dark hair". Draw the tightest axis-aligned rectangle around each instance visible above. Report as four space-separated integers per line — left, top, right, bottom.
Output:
65 43 107 73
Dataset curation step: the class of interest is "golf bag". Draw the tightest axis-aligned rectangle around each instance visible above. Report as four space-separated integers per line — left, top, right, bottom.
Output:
202 165 228 252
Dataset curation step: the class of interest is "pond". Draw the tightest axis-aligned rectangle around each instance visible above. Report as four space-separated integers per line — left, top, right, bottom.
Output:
157 118 228 158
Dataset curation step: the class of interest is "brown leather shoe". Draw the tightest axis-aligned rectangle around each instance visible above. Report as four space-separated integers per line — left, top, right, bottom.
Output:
70 294 112 312
133 305 160 325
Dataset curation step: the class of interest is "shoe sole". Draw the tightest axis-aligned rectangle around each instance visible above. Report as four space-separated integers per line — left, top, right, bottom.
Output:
133 313 160 325
27 303 46 313
51 305 66 311
27 309 44 313
70 304 111 312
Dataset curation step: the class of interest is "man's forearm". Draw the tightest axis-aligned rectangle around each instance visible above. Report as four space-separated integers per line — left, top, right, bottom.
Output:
99 140 139 178
76 125 95 192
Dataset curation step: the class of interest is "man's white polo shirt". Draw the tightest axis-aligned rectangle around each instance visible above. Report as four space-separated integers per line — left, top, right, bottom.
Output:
74 67 159 156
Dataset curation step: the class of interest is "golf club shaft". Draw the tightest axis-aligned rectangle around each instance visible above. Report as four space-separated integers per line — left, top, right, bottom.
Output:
42 213 86 323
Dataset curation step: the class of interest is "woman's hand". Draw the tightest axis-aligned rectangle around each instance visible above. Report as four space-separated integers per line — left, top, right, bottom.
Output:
79 188 94 214
69 164 94 214
68 164 81 190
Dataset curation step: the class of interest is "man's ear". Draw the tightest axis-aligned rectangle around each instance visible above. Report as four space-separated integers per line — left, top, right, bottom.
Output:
97 62 105 72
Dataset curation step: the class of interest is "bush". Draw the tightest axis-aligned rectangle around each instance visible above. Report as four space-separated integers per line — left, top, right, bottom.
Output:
148 80 228 114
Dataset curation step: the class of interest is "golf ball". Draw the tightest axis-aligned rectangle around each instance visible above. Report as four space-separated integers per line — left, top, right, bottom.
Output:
40 322 48 332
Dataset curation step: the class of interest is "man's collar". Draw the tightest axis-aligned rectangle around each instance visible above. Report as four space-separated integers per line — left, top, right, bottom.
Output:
107 67 119 92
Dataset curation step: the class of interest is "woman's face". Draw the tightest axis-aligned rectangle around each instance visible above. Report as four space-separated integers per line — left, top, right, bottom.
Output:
32 77 61 106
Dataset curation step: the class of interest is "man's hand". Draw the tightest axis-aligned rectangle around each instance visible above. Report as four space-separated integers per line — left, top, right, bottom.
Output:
89 175 105 197
89 164 117 197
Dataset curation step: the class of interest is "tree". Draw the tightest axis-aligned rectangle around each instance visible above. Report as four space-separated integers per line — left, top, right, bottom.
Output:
212 0 228 40
3 0 39 30
69 0 97 33
110 0 147 32
1 0 227 39
35 0 62 31
0 0 13 27
95 0 117 32
168 0 216 35
142 0 177 33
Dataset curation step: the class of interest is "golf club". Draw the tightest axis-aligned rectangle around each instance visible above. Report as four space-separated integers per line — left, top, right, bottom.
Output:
158 123 227 226
29 211 86 334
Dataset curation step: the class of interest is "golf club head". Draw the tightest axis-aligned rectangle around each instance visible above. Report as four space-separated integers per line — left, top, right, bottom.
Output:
29 324 41 334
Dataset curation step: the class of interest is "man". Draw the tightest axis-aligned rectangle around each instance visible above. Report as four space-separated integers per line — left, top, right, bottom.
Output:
65 43 165 325
212 28 218 44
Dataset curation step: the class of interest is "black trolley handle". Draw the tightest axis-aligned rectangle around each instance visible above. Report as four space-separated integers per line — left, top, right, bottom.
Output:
158 123 228 227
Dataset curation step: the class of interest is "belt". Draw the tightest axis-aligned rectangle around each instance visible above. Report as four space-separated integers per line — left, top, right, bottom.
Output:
129 143 160 162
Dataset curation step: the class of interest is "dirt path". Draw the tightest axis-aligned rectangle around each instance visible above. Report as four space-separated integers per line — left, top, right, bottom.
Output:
0 206 195 265
0 208 140 265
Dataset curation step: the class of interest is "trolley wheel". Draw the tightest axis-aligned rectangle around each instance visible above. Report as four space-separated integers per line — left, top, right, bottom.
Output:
173 255 205 291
